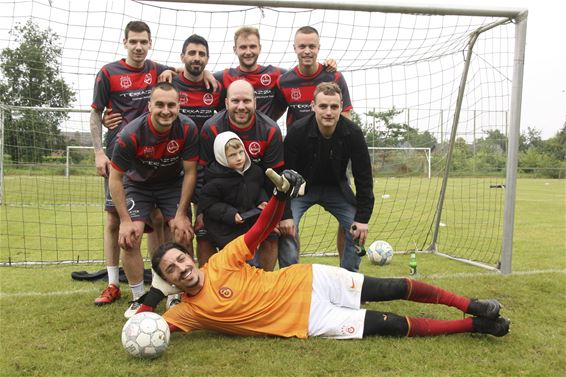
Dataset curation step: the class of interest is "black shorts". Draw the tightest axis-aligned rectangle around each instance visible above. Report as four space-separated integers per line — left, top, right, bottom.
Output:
124 179 191 232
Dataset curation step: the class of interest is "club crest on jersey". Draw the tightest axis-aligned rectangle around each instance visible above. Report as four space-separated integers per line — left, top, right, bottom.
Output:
291 88 301 101
167 140 180 154
203 93 214 106
260 73 272 87
248 141 261 157
143 146 155 158
218 287 233 298
120 76 132 89
179 92 189 106
144 73 153 85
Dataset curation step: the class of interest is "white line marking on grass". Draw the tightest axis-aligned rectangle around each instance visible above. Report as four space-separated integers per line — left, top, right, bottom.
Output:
0 287 100 299
425 268 566 280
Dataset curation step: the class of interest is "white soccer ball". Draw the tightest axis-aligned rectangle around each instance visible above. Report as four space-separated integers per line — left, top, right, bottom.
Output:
367 240 394 266
121 312 170 359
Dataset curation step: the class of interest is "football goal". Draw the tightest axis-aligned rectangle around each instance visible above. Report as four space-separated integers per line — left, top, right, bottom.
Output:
0 0 527 274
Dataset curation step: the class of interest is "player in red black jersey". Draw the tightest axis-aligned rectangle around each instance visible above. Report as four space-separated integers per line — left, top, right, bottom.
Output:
173 34 224 131
89 21 176 307
109 82 199 318
198 80 286 270
276 26 353 128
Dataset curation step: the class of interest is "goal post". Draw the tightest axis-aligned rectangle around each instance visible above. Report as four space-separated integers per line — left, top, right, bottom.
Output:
0 0 527 273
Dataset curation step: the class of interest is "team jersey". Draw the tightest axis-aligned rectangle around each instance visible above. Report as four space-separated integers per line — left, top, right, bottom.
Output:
213 65 287 120
91 59 174 156
172 74 224 130
199 110 284 171
163 234 313 338
276 64 353 128
111 113 199 187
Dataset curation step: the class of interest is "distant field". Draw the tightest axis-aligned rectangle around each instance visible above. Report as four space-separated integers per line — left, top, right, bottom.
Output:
1 175 523 269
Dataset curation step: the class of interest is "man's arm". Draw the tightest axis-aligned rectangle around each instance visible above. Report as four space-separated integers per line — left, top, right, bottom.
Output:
169 161 197 245
89 108 110 177
108 166 140 249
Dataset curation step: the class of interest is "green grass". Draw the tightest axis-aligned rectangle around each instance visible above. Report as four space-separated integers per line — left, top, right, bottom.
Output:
1 178 565 376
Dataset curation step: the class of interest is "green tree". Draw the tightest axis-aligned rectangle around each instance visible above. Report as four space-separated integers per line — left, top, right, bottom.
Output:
0 19 75 163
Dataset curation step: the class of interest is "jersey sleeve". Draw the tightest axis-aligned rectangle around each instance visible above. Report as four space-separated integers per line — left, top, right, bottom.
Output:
156 62 177 75
262 123 285 170
336 72 353 112
181 118 200 162
198 124 216 167
91 68 110 112
110 129 136 173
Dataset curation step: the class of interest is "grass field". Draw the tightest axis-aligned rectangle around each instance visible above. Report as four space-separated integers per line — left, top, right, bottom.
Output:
0 178 565 376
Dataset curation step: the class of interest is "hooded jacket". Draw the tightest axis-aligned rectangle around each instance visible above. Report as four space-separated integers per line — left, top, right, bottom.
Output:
199 131 268 249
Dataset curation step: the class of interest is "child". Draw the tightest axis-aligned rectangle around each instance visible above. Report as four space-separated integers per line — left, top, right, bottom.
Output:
199 131 268 250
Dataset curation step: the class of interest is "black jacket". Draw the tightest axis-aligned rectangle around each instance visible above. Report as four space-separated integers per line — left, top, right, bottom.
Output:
199 161 268 249
284 113 374 223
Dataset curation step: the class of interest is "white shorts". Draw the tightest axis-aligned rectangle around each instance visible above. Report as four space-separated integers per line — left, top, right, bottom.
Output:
307 264 366 339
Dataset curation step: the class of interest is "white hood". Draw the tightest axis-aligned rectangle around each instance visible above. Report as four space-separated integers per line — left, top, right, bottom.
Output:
213 131 251 174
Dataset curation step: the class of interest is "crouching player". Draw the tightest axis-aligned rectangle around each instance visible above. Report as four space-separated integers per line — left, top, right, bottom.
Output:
136 169 509 339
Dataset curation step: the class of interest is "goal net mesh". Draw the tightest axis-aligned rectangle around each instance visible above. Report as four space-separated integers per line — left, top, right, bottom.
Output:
0 0 516 268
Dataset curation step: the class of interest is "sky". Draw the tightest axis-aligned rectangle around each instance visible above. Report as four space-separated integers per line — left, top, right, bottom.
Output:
407 0 566 138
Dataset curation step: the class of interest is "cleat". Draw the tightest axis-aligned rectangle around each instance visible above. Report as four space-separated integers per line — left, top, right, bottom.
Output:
166 294 181 310
124 300 142 319
467 299 501 319
94 284 121 306
472 317 510 337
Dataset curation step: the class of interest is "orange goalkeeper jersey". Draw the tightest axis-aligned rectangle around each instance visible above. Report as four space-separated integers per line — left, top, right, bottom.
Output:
163 235 313 338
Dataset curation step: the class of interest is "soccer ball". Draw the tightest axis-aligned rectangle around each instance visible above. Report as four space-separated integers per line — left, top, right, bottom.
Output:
121 312 170 359
367 240 394 266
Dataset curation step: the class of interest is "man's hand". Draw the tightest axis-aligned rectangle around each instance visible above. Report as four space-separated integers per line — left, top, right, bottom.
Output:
95 150 110 177
265 169 306 199
350 222 369 246
119 220 141 250
170 214 194 245
202 70 219 91
158 69 177 83
102 108 122 130
323 58 337 72
193 213 204 232
278 219 296 237
152 269 181 296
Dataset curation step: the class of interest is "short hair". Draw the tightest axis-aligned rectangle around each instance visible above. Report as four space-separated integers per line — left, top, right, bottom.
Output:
296 26 319 37
225 138 244 152
182 34 209 56
151 241 192 279
313 82 342 101
124 21 151 40
150 81 179 98
234 25 260 45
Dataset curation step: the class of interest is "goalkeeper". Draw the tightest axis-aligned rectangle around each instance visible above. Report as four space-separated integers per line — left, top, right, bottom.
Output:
141 169 510 339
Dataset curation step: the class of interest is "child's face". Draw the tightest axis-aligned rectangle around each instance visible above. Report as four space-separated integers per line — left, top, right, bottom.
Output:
226 145 246 170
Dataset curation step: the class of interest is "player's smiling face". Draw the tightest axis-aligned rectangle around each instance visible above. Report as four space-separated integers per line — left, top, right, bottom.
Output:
234 33 261 72
159 248 203 294
181 42 209 79
226 80 256 128
294 32 320 71
148 88 180 132
312 92 342 136
123 30 151 68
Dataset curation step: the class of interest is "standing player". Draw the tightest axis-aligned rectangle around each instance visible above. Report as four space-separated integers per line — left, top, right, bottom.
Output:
173 34 224 130
198 80 286 270
89 21 176 306
276 26 353 127
109 82 199 317
276 25 355 266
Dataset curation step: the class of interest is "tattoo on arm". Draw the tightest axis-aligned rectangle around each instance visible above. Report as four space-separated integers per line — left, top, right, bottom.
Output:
89 109 104 152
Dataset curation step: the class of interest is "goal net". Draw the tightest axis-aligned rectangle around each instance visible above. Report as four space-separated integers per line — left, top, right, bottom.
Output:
0 0 526 272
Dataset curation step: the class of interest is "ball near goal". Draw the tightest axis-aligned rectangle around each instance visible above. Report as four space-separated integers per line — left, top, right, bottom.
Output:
367 240 394 266
121 312 170 359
